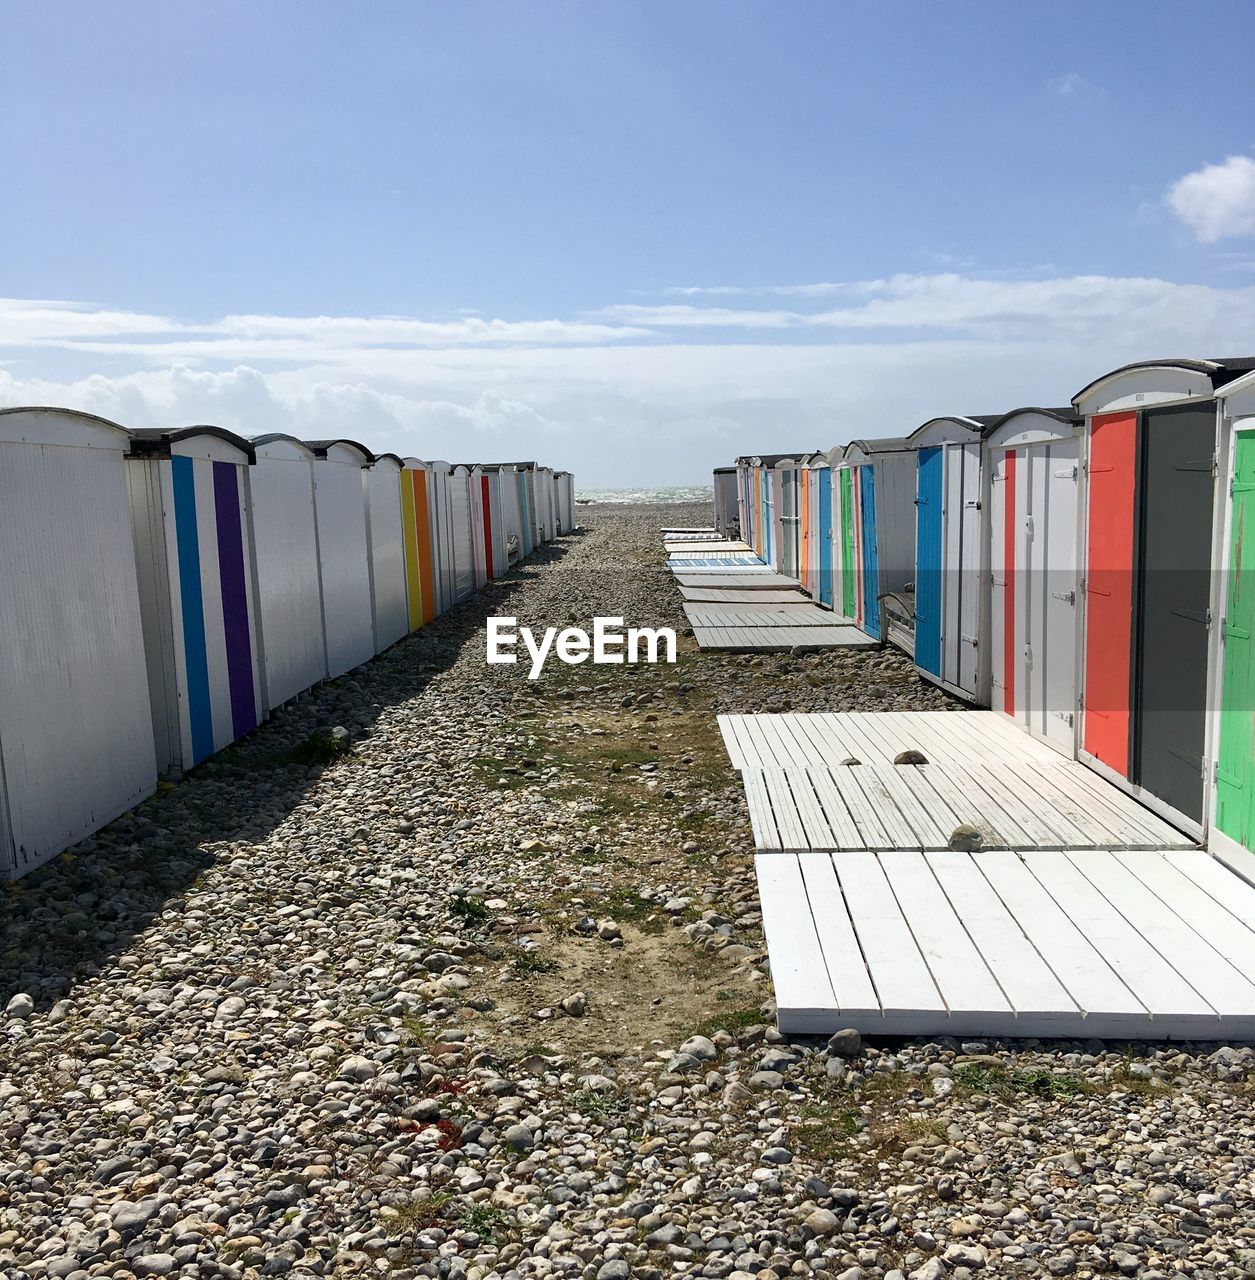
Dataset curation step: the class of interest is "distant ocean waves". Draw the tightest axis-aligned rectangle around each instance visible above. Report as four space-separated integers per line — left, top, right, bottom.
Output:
577 486 714 504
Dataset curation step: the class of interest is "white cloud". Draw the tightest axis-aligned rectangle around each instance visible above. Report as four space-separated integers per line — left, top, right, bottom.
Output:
1167 155 1255 243
1 272 1253 486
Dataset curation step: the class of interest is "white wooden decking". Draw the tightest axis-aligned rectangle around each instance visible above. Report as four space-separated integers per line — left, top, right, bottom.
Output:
720 710 1255 1038
720 711 1194 851
680 587 812 604
761 848 1255 1038
664 540 753 554
663 534 871 652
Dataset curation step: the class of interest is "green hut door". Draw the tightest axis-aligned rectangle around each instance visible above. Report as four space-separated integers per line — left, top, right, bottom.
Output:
1215 430 1255 855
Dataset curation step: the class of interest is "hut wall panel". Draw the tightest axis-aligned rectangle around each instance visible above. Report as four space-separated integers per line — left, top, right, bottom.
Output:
957 442 984 697
449 470 475 602
1215 428 1255 855
0 435 156 877
248 450 326 708
133 454 262 773
1082 412 1136 776
915 448 943 675
1132 405 1216 823
366 464 408 653
311 458 375 678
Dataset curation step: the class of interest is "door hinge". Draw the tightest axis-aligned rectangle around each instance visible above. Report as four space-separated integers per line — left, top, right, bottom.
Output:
1052 590 1076 605
961 634 979 647
965 499 982 510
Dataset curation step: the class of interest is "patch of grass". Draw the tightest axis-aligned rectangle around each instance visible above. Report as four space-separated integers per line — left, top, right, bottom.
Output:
450 895 491 923
511 951 559 976
870 1114 948 1155
1107 1058 1169 1097
953 1063 1093 1100
792 1102 861 1162
456 1202 508 1240
281 729 351 766
599 887 668 934
570 1087 633 1122
690 1002 762 1041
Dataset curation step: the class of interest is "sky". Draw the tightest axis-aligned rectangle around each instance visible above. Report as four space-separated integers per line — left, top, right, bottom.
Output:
2 2 1254 487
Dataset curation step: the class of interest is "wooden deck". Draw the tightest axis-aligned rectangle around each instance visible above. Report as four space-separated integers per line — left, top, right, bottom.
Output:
720 711 1194 851
693 625 876 652
663 540 753 554
680 587 812 604
685 603 862 628
664 535 873 652
719 711 1255 1038
760 847 1255 1038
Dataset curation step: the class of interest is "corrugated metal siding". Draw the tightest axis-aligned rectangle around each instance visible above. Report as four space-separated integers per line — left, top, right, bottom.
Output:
312 458 375 678
248 452 327 708
0 439 157 877
366 464 408 653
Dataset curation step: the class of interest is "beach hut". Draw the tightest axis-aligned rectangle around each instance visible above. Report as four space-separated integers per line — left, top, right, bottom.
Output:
735 459 756 553
483 464 524 566
713 466 738 538
126 426 263 775
555 471 576 533
400 459 438 629
247 435 327 709
1212 369 1255 873
0 408 157 878
423 461 456 612
539 466 558 543
305 439 376 679
797 454 826 601
985 409 1083 755
1073 356 1255 833
476 466 508 579
463 464 490 590
448 464 478 602
910 415 1000 701
840 437 916 640
365 453 409 653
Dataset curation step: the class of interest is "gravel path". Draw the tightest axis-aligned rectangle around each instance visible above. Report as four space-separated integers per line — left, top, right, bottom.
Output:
2 502 1253 1280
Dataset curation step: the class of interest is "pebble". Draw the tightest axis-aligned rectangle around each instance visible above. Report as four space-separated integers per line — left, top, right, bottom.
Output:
0 504 1249 1280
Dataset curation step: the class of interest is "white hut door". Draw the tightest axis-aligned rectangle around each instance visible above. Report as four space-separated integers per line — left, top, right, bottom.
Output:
1024 441 1079 753
957 442 983 696
988 451 1009 717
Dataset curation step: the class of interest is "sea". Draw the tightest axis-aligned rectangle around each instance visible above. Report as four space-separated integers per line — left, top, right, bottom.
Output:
576 485 713 505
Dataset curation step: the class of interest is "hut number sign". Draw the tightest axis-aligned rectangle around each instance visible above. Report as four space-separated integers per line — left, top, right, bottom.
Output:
486 616 677 680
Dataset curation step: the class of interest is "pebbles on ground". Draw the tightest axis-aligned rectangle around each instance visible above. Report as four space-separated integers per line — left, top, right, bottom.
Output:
1 502 1252 1280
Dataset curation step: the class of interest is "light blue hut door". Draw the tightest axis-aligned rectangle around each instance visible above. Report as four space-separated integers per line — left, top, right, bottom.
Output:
914 447 943 673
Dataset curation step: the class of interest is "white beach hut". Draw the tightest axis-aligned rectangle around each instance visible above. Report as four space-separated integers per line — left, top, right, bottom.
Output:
448 464 478 602
248 435 327 708
0 407 157 879
127 426 264 775
304 439 377 679
366 452 409 653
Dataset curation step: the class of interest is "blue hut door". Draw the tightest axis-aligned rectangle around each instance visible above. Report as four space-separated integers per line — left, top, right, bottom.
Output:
818 475 833 605
859 466 880 638
915 447 943 673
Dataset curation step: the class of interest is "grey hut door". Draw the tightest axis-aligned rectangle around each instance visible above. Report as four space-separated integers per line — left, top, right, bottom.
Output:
1133 404 1215 823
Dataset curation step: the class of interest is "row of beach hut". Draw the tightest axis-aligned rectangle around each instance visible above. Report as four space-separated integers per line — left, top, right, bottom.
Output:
719 355 1255 875
0 406 575 879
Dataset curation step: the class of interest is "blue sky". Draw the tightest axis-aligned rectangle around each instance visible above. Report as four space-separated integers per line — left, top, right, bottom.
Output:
3 1 1254 485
